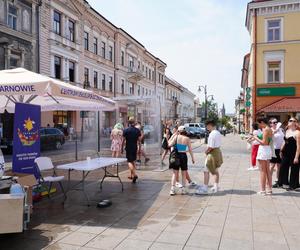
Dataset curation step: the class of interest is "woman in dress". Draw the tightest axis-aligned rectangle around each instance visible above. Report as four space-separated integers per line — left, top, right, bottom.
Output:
110 123 124 158
161 127 172 164
168 126 195 196
278 117 300 190
252 117 273 195
269 118 285 188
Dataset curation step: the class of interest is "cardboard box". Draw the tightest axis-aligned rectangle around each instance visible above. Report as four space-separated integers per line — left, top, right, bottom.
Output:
0 194 24 234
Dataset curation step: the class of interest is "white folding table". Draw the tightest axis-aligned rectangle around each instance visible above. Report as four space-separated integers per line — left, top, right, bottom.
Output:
57 157 127 206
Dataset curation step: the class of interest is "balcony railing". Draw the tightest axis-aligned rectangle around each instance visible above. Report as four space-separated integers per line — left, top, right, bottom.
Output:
127 66 144 82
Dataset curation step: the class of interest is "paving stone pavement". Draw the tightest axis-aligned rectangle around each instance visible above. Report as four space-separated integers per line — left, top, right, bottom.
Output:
1 134 300 250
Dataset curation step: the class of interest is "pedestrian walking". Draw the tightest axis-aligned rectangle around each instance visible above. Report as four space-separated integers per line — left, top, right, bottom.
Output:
247 123 261 171
253 117 273 195
121 117 141 183
170 126 197 188
161 127 172 165
196 119 223 195
269 118 284 188
110 123 124 158
135 122 150 165
168 126 195 196
277 117 300 190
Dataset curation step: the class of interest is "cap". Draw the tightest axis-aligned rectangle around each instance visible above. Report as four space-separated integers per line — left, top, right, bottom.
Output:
178 126 185 132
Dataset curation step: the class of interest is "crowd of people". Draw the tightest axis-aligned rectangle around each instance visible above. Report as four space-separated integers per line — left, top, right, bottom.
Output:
247 117 300 195
110 117 224 196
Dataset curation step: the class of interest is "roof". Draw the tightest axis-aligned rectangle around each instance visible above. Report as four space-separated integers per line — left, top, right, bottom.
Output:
259 97 300 113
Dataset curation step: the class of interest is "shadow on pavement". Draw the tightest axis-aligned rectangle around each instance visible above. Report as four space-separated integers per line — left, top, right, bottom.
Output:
0 177 166 249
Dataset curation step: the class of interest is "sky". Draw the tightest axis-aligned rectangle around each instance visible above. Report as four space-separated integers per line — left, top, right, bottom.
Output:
88 0 250 113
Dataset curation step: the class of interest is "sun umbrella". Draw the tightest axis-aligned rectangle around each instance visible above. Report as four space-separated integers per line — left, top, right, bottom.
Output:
0 68 115 112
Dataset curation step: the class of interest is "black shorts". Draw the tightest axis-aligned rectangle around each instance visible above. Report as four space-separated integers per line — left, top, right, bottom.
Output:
270 149 281 164
170 153 188 171
126 151 137 163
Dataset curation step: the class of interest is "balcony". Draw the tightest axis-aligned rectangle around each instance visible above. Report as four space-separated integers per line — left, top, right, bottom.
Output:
127 67 144 82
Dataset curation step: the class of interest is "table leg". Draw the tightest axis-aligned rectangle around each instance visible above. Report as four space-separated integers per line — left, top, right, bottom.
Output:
81 171 90 206
117 164 124 192
99 167 107 191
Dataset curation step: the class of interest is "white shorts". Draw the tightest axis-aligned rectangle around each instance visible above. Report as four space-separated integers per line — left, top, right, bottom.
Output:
256 145 272 161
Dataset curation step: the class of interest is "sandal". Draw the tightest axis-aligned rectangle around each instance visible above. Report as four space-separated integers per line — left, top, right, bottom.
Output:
266 190 272 195
128 176 133 180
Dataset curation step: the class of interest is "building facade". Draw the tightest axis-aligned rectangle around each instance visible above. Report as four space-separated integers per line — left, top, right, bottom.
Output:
244 0 300 128
39 0 167 132
164 77 196 123
0 0 39 142
0 0 38 71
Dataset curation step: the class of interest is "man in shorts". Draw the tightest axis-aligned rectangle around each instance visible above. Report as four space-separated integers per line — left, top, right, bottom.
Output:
196 119 223 195
122 117 141 183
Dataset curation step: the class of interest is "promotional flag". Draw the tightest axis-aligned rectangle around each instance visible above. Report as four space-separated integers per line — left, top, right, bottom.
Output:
12 103 41 177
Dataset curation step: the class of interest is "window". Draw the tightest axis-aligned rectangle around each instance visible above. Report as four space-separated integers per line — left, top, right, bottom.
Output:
54 56 61 79
267 19 281 42
53 11 61 35
109 76 113 92
138 85 141 96
69 61 75 82
102 74 106 90
142 87 144 96
146 89 148 96
121 79 125 94
149 70 151 79
129 55 134 69
9 57 19 68
84 32 89 50
267 62 280 83
121 51 124 66
129 83 134 95
138 61 140 69
8 5 17 30
84 67 89 87
146 67 148 76
93 37 98 54
109 46 113 61
101 42 106 58
152 71 155 81
68 20 75 42
93 71 98 88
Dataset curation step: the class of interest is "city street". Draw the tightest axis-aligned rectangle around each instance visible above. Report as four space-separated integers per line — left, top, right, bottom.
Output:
2 134 300 250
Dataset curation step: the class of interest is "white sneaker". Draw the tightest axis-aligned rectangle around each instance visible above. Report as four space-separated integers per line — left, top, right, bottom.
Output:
175 182 183 188
170 187 176 196
181 187 188 195
195 187 208 195
247 167 254 171
210 186 219 193
252 167 259 171
189 181 197 187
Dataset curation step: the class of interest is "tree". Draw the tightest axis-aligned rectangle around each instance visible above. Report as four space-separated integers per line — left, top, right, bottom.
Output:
200 100 218 123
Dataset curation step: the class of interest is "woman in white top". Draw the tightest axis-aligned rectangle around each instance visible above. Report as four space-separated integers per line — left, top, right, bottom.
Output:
247 123 262 171
269 118 285 188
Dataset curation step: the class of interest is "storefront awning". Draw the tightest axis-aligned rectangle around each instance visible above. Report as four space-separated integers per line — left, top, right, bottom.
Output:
259 98 300 113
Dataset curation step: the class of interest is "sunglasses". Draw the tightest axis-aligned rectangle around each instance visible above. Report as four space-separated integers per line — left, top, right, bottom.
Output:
269 121 278 124
289 120 297 123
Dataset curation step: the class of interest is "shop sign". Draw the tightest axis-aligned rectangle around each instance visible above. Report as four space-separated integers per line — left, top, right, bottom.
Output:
257 87 295 97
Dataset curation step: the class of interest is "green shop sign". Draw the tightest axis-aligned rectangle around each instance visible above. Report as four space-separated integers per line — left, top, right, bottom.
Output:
257 87 296 97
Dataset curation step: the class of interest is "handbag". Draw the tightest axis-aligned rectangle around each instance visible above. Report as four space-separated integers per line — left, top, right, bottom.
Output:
169 136 181 168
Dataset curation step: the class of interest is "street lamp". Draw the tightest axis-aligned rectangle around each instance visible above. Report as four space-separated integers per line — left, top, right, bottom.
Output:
198 85 214 144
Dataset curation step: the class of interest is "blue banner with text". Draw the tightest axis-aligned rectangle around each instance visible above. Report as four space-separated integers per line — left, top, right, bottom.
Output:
12 103 41 177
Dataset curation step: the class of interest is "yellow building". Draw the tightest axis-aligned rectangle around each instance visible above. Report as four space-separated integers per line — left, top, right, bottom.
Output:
244 0 300 128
